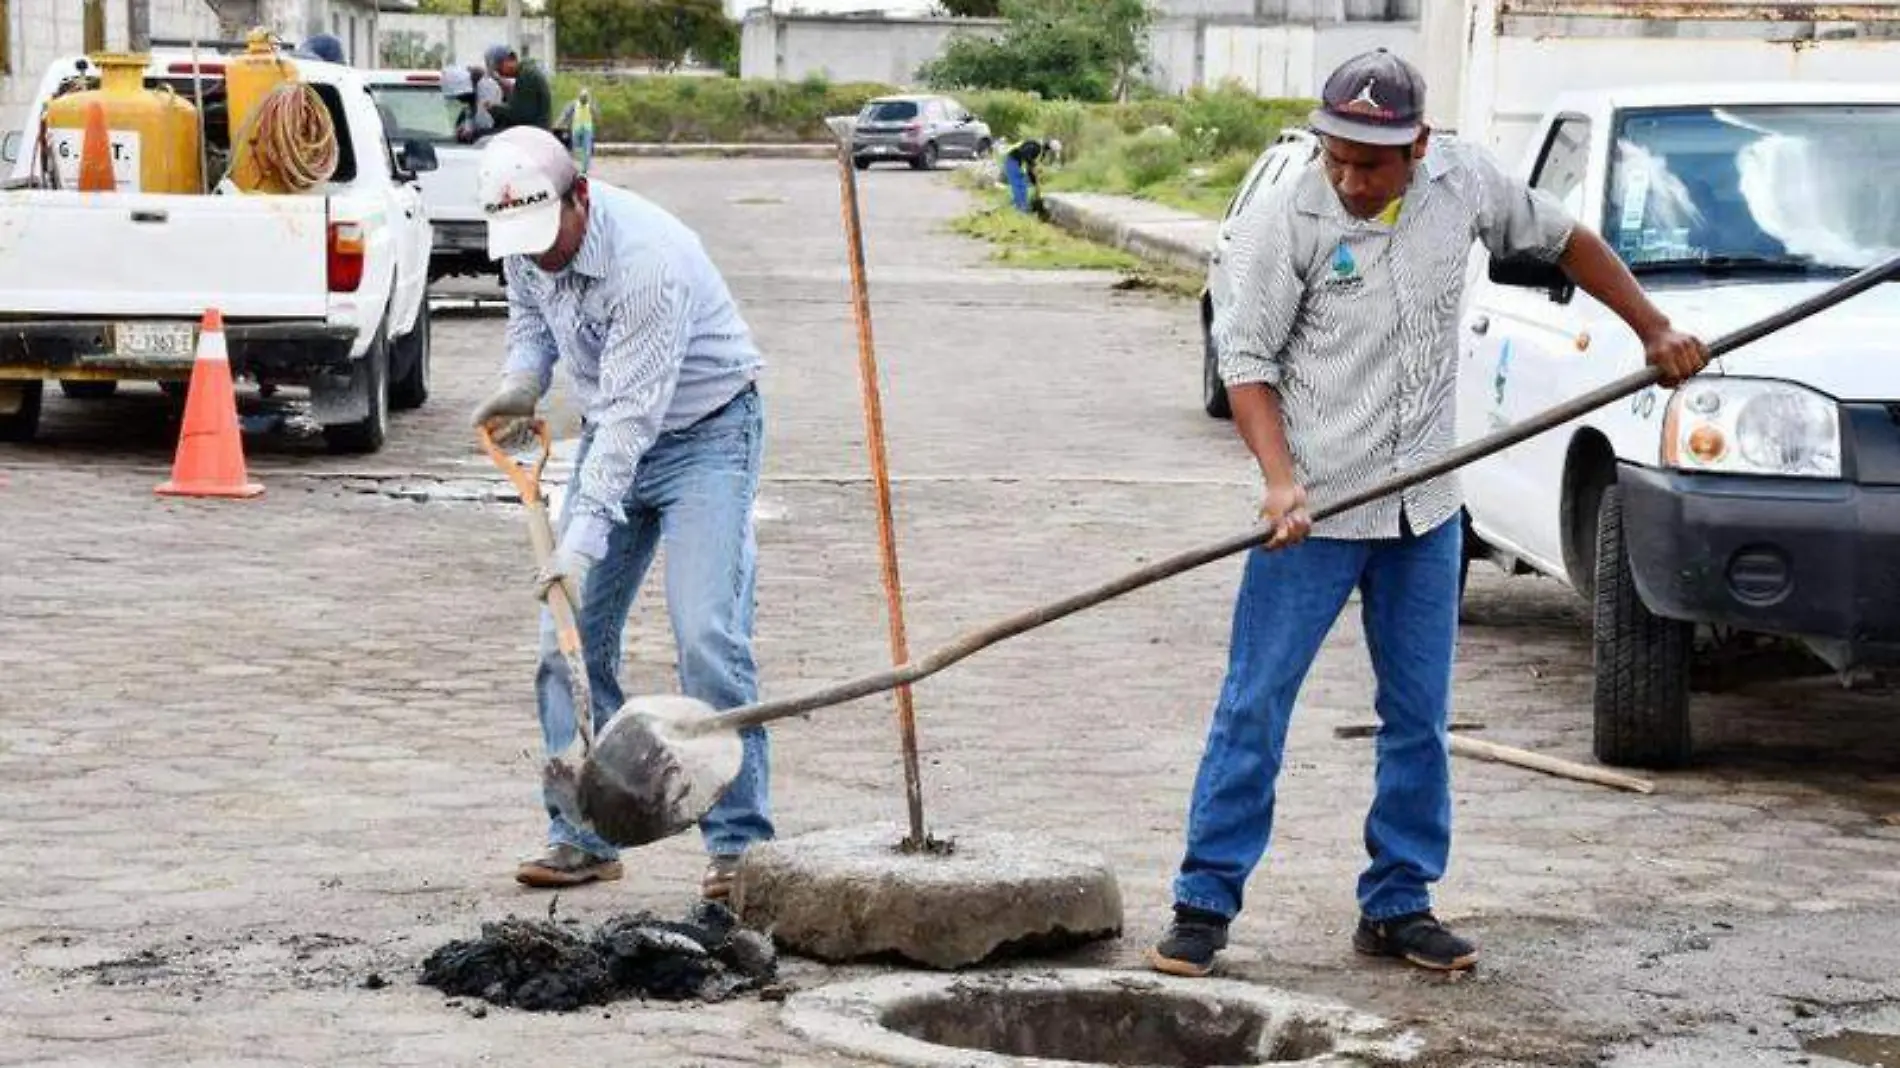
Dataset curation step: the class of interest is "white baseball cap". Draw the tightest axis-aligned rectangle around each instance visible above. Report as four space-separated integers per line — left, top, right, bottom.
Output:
478 126 578 259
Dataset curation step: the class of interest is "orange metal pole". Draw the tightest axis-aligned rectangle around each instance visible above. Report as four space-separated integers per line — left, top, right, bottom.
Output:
832 134 929 851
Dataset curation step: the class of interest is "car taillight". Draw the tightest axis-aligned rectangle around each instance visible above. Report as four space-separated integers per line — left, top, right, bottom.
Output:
167 61 225 75
902 120 922 139
328 222 365 292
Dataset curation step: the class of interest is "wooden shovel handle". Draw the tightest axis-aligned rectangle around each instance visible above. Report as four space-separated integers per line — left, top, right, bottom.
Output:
478 419 554 506
477 419 594 754
693 250 1900 735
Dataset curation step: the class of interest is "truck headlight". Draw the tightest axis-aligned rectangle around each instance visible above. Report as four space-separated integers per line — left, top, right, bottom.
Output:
1661 378 1841 478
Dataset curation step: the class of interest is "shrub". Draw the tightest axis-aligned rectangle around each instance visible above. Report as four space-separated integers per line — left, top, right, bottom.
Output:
1116 126 1187 188
960 89 1042 142
552 73 897 142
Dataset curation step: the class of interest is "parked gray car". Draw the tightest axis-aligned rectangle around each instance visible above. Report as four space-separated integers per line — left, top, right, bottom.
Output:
850 94 993 171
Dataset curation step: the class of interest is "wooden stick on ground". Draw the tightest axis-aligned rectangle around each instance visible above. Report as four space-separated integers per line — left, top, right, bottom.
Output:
1336 720 1486 739
1449 735 1655 794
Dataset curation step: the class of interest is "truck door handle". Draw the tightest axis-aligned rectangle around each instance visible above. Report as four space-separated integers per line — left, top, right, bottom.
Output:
130 210 167 224
1469 315 1489 335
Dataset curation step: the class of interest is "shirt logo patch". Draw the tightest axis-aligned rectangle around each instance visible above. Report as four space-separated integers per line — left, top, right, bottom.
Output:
1325 241 1364 291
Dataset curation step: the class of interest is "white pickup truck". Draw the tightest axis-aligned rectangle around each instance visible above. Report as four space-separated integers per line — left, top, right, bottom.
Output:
364 68 493 284
1458 80 1900 770
0 48 436 454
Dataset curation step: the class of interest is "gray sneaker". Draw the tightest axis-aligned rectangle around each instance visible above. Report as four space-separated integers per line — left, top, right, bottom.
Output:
515 843 623 888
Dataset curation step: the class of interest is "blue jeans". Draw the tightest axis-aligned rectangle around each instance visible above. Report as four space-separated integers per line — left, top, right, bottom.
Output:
1172 510 1462 922
536 386 774 860
1003 156 1032 213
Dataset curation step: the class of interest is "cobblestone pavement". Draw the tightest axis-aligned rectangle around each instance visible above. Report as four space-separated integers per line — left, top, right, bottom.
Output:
3 159 1898 1067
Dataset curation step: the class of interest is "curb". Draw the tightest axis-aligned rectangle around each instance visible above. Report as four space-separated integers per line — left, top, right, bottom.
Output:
1039 193 1214 277
593 142 834 159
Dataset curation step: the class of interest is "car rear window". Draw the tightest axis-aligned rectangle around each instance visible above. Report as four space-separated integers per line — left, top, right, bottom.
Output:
861 100 918 122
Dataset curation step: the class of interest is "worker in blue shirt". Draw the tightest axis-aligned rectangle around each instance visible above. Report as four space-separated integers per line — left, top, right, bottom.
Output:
470 126 774 900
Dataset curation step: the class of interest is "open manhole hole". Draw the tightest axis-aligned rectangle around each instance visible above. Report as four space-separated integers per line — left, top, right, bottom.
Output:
781 970 1422 1067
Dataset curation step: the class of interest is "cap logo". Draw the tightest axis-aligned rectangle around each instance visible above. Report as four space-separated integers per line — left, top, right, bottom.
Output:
1337 77 1394 120
485 182 550 214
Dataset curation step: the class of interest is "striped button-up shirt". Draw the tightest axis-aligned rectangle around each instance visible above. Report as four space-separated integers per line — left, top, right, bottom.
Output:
503 181 763 558
1213 135 1576 540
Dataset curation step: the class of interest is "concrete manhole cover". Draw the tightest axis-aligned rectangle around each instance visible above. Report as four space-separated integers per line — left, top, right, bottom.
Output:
781 969 1424 1067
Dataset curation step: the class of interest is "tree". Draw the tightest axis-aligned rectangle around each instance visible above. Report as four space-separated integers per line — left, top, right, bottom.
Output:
935 0 1003 15
921 0 1154 102
549 0 736 69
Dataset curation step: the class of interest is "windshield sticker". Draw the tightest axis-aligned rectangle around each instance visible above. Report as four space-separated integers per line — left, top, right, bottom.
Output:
1620 166 1650 233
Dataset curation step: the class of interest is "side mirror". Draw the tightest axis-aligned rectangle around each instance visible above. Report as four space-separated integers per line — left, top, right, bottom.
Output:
0 131 19 165
399 138 439 173
1488 254 1573 301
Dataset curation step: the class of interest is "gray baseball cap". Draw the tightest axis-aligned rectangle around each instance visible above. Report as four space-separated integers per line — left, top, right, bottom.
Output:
1308 48 1426 147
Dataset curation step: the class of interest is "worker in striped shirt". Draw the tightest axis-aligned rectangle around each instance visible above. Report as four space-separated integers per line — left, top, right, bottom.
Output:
470 126 774 901
1148 49 1709 977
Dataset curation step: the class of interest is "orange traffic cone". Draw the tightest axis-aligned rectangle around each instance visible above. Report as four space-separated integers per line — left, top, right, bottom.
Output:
155 309 264 499
77 101 115 192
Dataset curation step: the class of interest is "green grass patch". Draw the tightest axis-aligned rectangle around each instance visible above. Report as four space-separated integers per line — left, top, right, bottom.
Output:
948 191 1142 271
545 74 1311 217
946 188 1203 299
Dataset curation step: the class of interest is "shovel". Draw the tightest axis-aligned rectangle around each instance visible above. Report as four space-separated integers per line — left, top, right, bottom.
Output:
480 421 742 843
544 251 1900 849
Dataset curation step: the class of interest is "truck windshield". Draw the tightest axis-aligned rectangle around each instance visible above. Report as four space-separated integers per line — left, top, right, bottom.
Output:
369 84 462 144
1607 104 1900 275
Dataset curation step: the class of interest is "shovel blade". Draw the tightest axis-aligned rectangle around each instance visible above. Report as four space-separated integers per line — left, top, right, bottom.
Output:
554 694 745 849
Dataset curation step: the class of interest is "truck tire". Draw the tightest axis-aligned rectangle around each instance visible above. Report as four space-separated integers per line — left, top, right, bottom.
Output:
322 331 390 455
0 380 43 443
60 380 117 400
1591 483 1693 769
389 303 431 412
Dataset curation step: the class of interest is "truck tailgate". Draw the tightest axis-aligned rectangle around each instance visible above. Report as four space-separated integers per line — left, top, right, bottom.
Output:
0 191 331 319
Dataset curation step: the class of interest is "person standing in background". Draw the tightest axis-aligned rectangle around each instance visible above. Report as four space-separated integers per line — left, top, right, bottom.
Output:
483 43 553 133
557 87 596 174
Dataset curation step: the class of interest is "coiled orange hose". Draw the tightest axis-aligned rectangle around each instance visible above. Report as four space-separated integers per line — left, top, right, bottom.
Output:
228 82 338 193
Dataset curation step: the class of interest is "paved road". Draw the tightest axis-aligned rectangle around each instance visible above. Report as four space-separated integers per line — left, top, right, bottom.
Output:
3 159 1898 1067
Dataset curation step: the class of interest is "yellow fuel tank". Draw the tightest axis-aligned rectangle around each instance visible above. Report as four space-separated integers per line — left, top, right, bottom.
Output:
225 27 298 192
42 53 202 194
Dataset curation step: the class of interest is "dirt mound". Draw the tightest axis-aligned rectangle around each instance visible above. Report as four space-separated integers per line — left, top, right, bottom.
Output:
418 900 777 1012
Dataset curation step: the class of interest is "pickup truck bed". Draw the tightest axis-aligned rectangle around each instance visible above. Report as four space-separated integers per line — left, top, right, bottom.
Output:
0 47 437 455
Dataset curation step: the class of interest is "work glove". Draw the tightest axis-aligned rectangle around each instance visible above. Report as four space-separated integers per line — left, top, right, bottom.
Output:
536 514 609 610
472 371 542 446
534 544 592 612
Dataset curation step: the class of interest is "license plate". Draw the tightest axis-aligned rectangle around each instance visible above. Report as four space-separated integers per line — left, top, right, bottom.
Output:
115 322 197 360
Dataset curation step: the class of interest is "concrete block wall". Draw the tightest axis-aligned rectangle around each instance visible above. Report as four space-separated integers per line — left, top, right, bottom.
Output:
1198 20 1420 96
2 0 223 139
739 12 1004 87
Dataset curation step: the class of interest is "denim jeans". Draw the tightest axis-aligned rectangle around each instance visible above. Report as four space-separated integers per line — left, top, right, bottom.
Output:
536 385 774 860
1172 510 1462 922
1003 156 1032 213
